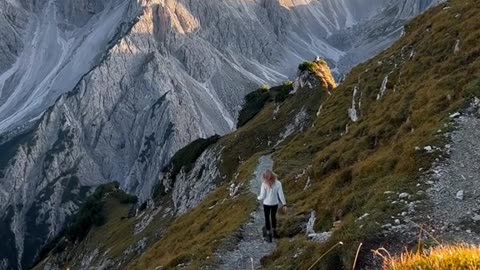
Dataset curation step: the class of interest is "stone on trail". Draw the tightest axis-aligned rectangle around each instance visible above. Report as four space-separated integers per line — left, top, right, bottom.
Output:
456 190 464 200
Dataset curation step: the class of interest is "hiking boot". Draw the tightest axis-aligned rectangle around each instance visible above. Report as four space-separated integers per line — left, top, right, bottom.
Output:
273 229 280 239
266 230 273 243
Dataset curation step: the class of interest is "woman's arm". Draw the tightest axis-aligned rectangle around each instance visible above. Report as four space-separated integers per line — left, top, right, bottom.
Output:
278 182 287 206
257 182 266 201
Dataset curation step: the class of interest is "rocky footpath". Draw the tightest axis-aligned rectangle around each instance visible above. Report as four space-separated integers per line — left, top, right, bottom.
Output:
425 101 480 243
213 156 276 270
363 101 480 265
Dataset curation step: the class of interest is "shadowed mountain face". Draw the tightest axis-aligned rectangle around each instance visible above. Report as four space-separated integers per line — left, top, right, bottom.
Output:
0 0 440 269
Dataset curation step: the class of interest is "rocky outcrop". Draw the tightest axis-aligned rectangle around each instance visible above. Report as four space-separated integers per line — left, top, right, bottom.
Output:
0 0 442 269
293 59 337 94
169 146 222 215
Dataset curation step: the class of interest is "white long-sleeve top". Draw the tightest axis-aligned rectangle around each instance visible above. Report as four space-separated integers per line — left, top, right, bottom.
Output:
257 180 287 206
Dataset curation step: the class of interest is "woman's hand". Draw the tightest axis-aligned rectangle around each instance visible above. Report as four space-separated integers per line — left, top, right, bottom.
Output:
282 206 288 215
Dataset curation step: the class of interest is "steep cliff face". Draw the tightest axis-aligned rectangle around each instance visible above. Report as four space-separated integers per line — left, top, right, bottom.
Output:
0 0 441 269
0 1 28 74
0 0 140 134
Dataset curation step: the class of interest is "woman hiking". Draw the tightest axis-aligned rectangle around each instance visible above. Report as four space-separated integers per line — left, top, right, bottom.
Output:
257 169 287 242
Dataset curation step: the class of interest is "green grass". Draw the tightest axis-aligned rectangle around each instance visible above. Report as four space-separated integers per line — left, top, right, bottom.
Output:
64 182 137 242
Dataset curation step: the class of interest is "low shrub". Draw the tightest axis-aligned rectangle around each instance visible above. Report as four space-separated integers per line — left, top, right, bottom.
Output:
65 182 136 242
299 61 317 73
112 192 138 204
237 82 296 128
163 135 221 179
274 81 293 103
237 87 271 128
65 188 106 242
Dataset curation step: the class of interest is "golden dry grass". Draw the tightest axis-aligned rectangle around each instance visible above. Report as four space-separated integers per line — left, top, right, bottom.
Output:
381 245 480 270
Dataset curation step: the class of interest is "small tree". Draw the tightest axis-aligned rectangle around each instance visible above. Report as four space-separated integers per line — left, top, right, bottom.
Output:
298 61 317 73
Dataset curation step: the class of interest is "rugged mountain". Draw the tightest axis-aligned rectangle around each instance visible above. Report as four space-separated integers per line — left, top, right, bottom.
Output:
0 0 441 269
33 0 480 268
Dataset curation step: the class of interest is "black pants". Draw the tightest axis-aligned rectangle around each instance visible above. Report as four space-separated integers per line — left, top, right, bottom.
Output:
263 204 278 231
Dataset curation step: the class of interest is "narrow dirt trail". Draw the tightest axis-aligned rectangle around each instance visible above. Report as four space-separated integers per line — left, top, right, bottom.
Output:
426 113 480 243
214 155 276 270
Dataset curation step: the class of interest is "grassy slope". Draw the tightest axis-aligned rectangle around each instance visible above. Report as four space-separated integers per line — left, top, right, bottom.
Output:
33 185 172 269
265 1 480 269
34 82 325 269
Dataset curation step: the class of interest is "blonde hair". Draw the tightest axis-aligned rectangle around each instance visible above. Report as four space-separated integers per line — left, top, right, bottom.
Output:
263 170 276 188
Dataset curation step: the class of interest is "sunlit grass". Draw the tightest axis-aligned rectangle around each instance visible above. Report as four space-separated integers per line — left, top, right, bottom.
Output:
378 245 480 270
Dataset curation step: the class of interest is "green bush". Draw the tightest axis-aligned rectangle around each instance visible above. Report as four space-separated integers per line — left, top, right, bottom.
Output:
237 88 271 128
259 84 270 92
64 182 136 242
298 61 317 73
165 135 221 179
66 187 106 242
237 82 295 128
274 81 293 103
34 182 137 265
112 191 138 204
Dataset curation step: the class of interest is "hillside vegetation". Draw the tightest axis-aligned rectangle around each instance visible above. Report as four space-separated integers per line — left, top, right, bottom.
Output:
265 1 480 268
